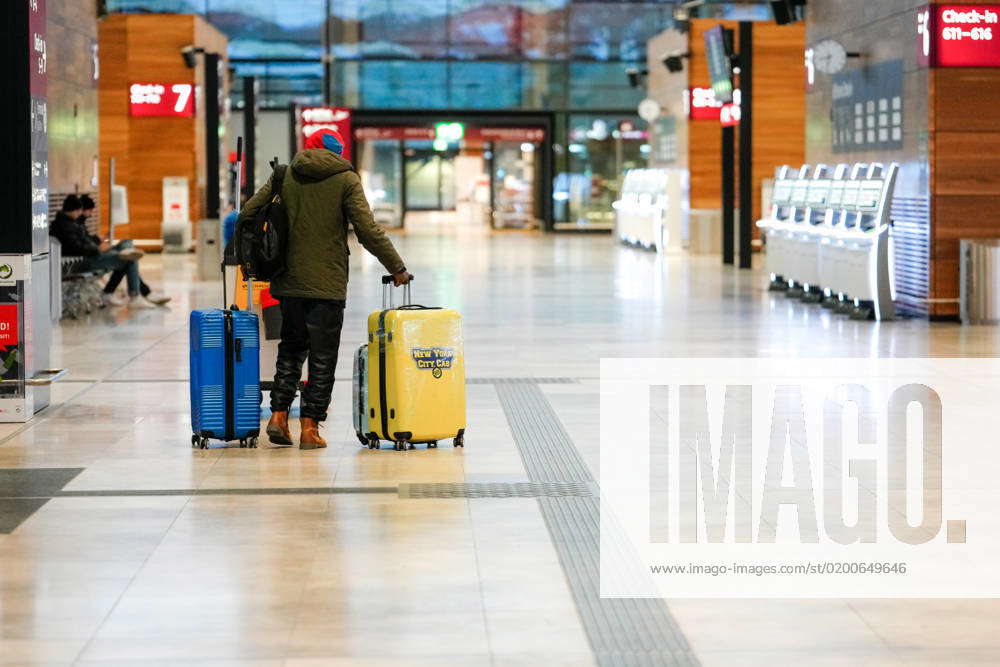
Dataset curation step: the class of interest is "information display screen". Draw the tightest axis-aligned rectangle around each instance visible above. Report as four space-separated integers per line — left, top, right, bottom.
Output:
807 179 832 207
828 181 847 208
841 182 861 210
772 181 794 205
704 26 734 104
791 179 811 205
858 181 883 212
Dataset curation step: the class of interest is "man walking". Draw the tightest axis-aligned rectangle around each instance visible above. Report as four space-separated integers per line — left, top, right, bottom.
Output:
240 128 411 450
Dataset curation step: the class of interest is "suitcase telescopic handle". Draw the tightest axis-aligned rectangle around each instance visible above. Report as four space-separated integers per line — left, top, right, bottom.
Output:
381 275 413 309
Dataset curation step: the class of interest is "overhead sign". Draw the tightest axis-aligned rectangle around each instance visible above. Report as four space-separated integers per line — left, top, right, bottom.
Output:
129 83 195 117
689 87 724 120
720 103 742 127
299 106 352 160
466 127 545 143
354 127 436 141
919 5 1000 67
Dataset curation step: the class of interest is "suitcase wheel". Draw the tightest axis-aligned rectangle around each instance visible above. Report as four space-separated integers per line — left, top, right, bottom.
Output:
367 436 380 450
191 434 199 449
249 437 258 449
357 432 369 447
428 441 438 449
453 435 465 448
394 440 414 451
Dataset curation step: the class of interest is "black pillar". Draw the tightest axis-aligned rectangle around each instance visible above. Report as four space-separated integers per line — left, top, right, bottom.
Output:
205 52 221 219
4 0 47 256
323 0 332 104
721 125 735 265
289 101 299 158
738 21 754 270
242 76 258 198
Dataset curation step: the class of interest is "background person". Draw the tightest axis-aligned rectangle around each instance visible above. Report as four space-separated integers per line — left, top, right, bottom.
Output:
77 195 171 307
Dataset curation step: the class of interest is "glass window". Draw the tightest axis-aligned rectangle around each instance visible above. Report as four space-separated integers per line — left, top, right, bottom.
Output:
106 0 205 10
231 61 323 108
559 113 644 229
360 61 449 109
569 2 669 62
569 62 643 109
207 0 324 59
450 63 523 109
359 0 449 59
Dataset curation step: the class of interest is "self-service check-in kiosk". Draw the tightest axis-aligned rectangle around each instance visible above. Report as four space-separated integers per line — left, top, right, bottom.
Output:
614 168 687 253
757 161 899 321
758 165 812 293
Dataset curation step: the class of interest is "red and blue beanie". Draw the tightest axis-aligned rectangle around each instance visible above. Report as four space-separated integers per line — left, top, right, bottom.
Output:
305 128 345 155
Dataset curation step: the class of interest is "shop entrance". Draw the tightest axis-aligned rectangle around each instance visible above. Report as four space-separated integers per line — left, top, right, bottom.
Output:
353 113 553 231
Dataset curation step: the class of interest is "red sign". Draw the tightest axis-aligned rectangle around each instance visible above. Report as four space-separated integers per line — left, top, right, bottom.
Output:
720 103 742 127
689 87 723 121
919 5 1000 67
0 304 19 349
129 83 195 117
354 127 436 141
299 107 352 161
465 127 545 143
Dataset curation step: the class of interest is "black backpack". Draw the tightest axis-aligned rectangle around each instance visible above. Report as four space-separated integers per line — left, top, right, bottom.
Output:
235 162 289 281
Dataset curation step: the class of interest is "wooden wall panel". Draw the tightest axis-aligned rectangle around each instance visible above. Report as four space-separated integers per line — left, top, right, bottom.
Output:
98 14 228 242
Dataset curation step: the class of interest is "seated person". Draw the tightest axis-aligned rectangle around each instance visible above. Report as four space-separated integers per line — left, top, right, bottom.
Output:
50 195 167 309
78 195 170 307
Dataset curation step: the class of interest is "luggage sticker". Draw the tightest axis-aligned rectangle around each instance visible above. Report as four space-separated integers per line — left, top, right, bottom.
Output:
411 347 455 379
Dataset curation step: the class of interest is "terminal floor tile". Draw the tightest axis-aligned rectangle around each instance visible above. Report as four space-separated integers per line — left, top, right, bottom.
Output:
2 231 998 665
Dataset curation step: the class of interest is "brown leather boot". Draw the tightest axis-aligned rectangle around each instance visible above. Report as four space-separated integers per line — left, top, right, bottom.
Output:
300 418 327 450
266 411 293 447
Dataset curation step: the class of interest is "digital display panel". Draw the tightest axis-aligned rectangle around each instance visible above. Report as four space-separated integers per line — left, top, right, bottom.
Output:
704 26 734 104
791 179 811 205
828 181 847 208
841 182 861 210
807 179 832 207
772 181 794 205
857 181 884 212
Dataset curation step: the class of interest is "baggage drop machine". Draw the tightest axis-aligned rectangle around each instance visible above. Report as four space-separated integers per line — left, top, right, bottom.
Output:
816 163 853 310
758 165 794 291
795 164 834 303
841 163 898 321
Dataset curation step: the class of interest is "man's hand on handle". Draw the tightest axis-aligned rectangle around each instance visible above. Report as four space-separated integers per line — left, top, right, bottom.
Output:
392 270 414 286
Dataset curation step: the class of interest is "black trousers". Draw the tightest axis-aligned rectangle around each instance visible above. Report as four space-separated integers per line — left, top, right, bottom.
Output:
270 296 345 422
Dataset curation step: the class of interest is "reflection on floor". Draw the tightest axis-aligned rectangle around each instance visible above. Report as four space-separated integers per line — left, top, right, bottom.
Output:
1 231 998 665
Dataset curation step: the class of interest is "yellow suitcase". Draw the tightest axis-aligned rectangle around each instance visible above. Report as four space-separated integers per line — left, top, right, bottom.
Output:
362 277 466 451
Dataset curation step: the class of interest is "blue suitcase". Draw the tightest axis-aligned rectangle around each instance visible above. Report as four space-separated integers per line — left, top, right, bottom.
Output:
190 308 261 449
190 135 261 450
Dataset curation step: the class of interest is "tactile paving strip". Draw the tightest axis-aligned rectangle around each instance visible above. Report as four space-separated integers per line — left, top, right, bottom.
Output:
466 377 580 385
495 383 699 667
398 481 594 499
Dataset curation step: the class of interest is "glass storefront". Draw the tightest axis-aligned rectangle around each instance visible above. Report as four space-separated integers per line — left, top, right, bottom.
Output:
106 0 671 230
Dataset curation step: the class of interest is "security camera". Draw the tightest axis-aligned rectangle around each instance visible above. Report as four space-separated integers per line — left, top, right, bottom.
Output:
625 67 648 89
662 51 691 73
181 45 205 68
